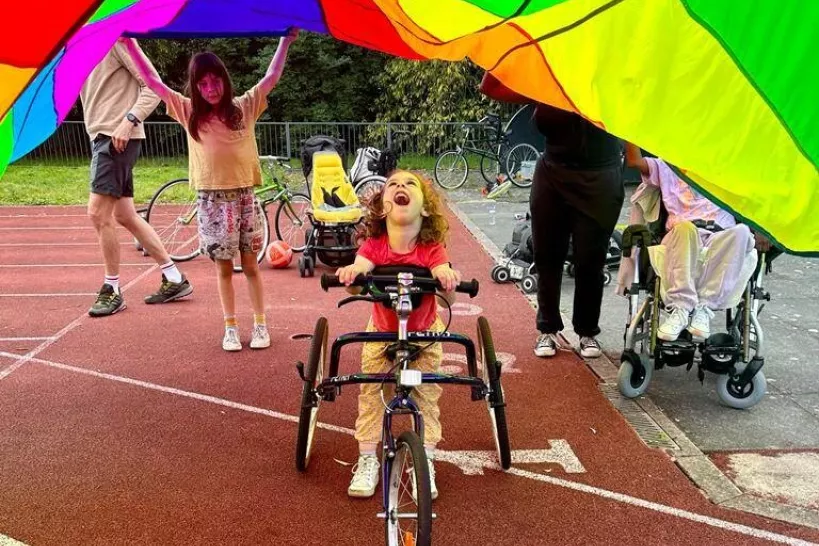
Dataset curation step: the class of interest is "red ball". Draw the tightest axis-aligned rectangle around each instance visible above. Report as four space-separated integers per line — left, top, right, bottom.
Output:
265 240 293 268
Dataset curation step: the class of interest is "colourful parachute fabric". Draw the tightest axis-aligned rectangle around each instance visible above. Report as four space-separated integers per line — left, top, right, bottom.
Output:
2 0 818 254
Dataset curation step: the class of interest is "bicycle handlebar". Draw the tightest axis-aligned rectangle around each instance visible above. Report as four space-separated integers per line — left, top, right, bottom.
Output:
321 273 479 298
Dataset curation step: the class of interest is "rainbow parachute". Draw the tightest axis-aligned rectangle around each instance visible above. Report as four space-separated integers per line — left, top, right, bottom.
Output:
2 1 817 253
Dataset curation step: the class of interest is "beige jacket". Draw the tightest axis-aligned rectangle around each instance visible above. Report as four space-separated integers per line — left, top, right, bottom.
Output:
80 41 160 140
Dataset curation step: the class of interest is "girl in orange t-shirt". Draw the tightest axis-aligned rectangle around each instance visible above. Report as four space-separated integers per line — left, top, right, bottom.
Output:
336 170 462 501
122 31 297 352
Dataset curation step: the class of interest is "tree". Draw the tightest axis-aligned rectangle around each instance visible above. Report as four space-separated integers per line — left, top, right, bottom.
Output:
372 58 514 152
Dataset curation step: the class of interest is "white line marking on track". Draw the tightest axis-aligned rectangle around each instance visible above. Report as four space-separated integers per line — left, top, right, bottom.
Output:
0 264 160 381
0 533 28 545
0 241 134 247
6 353 816 546
0 213 88 218
0 227 95 230
0 294 97 297
0 337 54 342
0 264 150 268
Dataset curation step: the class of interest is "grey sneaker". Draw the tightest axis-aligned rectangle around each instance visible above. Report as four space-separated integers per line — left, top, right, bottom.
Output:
144 274 193 304
534 333 556 357
88 284 126 317
579 336 602 358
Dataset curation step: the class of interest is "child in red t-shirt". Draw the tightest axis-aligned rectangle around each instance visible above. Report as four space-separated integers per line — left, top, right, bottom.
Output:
336 170 461 501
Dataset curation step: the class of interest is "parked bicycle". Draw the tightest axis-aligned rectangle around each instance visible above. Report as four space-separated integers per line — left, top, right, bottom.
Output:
145 156 310 272
434 113 539 190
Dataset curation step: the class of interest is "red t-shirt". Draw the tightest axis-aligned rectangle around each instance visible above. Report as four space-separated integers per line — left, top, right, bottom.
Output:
357 235 450 332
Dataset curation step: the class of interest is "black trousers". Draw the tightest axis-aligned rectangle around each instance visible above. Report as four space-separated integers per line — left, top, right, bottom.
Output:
530 158 624 337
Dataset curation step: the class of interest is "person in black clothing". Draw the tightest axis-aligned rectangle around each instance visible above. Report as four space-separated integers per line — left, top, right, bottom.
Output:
480 74 624 358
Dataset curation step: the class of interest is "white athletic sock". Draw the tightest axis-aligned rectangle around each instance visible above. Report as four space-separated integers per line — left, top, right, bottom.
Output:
104 275 120 294
160 262 183 284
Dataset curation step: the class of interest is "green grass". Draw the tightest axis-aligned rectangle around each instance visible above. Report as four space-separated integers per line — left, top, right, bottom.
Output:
0 161 189 206
0 154 443 206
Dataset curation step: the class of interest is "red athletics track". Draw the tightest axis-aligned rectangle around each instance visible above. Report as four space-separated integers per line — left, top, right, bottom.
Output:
1 204 818 546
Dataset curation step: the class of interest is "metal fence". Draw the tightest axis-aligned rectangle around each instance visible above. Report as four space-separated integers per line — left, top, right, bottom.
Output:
23 121 497 164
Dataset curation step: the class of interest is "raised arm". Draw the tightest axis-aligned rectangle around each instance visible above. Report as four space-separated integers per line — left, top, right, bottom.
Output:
256 28 299 96
624 141 649 176
119 37 173 102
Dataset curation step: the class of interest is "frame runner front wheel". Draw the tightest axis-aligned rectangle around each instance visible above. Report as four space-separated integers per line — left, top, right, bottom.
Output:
384 430 432 546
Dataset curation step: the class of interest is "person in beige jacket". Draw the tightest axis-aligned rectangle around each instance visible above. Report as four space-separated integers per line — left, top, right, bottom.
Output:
80 40 193 317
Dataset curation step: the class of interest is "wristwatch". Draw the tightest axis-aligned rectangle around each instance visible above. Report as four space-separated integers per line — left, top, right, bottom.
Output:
126 113 141 126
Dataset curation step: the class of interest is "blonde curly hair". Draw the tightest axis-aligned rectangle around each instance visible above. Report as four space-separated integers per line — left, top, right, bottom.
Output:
358 170 449 246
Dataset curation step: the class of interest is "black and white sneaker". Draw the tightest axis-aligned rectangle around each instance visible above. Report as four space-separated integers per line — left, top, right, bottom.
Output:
579 336 602 358
534 333 556 357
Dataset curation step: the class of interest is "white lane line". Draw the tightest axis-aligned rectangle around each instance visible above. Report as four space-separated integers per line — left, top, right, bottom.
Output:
0 243 130 247
0 263 160 381
0 264 150 268
0 533 28 545
0 227 95 230
0 214 88 218
0 294 97 297
7 353 815 546
0 337 55 342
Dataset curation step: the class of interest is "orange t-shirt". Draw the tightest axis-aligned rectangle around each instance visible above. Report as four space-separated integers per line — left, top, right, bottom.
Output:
357 235 450 332
164 84 267 191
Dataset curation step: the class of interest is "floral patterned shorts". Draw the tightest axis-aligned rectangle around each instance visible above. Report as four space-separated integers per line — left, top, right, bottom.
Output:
197 187 264 261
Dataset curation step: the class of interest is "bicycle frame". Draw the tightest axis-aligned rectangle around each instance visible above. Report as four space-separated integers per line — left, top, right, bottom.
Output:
455 120 508 159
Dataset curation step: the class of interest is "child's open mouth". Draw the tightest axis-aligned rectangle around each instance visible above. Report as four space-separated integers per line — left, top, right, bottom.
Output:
393 191 410 206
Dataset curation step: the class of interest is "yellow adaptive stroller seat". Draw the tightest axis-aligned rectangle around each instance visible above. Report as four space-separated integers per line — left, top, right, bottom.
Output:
310 151 362 224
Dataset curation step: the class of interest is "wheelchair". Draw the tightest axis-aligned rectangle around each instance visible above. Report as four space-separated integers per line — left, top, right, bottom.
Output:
617 220 778 409
295 266 511 545
297 149 363 277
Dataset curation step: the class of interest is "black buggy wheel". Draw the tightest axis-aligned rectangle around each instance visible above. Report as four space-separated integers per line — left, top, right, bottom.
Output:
295 317 328 471
478 316 511 469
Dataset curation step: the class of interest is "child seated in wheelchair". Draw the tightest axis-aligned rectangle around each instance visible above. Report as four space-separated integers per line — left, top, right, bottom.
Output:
622 142 770 341
336 170 461 500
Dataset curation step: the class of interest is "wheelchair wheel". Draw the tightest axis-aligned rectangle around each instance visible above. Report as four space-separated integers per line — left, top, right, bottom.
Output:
603 270 612 286
385 431 432 546
716 364 767 409
617 351 653 398
478 316 512 470
296 317 328 471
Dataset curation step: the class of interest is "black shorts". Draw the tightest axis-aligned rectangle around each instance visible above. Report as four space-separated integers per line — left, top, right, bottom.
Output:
89 135 142 198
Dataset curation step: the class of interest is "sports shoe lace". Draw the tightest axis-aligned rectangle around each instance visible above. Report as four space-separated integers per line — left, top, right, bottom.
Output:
351 456 379 488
